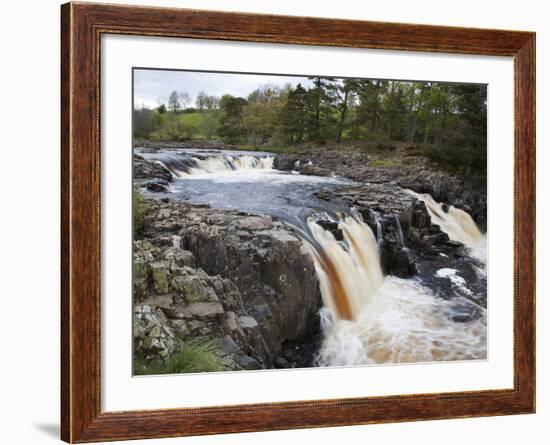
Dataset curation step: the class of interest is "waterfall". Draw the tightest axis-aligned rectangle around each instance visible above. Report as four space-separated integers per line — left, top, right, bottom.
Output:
305 215 384 320
404 189 486 264
145 151 274 177
404 189 483 247
302 211 486 365
316 276 487 366
394 215 405 248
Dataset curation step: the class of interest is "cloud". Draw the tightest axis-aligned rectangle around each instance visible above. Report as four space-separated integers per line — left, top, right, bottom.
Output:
133 69 314 109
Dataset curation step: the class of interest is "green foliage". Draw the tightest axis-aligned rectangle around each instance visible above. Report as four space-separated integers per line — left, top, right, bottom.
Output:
217 95 248 144
201 112 219 139
278 83 309 144
133 187 148 237
133 108 160 138
134 79 487 176
134 339 226 375
145 112 212 141
420 84 487 176
243 85 284 145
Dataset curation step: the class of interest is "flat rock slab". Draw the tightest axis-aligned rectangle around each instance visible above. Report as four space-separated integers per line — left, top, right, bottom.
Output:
184 302 225 318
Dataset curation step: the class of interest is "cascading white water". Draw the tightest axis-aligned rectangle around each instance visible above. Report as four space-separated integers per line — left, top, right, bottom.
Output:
165 154 274 177
316 276 487 365
404 189 487 264
305 216 384 320
142 148 487 365
305 212 487 366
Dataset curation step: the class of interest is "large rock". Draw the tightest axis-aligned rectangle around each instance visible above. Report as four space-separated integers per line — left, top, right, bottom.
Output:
134 304 178 360
134 154 173 182
134 200 323 370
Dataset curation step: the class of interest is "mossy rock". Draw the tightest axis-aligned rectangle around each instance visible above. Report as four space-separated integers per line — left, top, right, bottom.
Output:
150 261 170 294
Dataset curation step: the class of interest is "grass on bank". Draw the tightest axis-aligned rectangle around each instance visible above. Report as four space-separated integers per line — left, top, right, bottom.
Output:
134 339 226 375
148 112 212 141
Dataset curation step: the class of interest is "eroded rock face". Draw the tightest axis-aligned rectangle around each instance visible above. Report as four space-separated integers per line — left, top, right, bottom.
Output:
133 149 487 371
134 154 172 183
315 182 487 308
273 149 487 231
134 200 323 371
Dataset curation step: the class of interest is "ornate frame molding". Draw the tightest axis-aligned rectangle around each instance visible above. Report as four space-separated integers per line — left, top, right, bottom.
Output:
61 2 535 442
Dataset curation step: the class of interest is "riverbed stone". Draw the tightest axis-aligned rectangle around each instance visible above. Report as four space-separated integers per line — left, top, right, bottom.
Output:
238 315 258 330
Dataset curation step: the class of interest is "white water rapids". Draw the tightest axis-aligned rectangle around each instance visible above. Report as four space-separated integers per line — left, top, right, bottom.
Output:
306 201 487 366
140 148 487 366
149 151 274 177
404 189 487 265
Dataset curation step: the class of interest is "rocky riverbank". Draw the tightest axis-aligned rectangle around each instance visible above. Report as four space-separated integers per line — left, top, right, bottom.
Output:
274 148 487 310
135 138 240 152
134 199 322 371
134 145 487 372
273 148 487 232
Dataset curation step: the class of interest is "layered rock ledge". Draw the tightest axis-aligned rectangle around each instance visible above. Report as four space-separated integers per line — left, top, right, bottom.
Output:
134 200 322 371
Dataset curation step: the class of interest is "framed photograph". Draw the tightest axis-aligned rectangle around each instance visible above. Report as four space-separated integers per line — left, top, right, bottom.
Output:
61 2 535 442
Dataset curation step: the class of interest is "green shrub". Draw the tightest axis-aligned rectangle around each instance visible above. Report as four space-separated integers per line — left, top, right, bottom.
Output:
422 144 486 178
134 339 226 375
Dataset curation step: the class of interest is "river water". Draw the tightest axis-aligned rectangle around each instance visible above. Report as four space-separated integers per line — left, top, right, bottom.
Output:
138 148 355 231
137 148 487 366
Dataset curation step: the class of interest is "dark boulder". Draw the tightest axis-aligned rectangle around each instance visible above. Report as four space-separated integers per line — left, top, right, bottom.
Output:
272 154 300 171
134 154 172 182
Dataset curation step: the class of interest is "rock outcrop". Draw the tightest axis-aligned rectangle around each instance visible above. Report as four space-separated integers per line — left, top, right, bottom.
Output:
315 182 487 309
133 148 487 372
273 149 487 231
134 200 322 371
134 154 172 183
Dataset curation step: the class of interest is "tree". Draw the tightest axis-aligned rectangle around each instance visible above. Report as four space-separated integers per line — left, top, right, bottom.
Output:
201 113 218 139
243 85 283 145
381 81 408 140
324 79 354 143
168 90 180 113
133 108 157 138
204 95 220 111
196 91 208 111
352 79 387 137
306 77 335 142
179 91 191 110
278 84 308 144
217 95 248 143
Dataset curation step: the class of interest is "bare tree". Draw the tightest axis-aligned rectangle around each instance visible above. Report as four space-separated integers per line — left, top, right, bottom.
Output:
168 90 180 113
196 91 207 111
179 91 191 109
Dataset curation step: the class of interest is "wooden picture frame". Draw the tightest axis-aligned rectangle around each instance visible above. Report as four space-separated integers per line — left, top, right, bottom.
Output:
61 2 535 442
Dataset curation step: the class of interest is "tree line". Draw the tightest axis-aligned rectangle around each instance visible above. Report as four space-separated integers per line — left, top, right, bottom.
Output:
134 78 487 175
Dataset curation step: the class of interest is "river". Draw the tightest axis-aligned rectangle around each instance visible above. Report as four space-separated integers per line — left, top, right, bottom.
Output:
137 147 487 366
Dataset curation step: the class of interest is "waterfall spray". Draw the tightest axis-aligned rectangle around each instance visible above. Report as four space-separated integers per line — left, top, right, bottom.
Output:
404 189 486 265
404 190 483 247
303 203 486 365
147 152 274 177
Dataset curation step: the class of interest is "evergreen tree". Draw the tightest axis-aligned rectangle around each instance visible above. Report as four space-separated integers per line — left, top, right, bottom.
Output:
278 84 308 144
217 95 248 144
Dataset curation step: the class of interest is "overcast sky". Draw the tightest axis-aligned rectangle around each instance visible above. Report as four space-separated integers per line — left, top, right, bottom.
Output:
134 69 314 109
